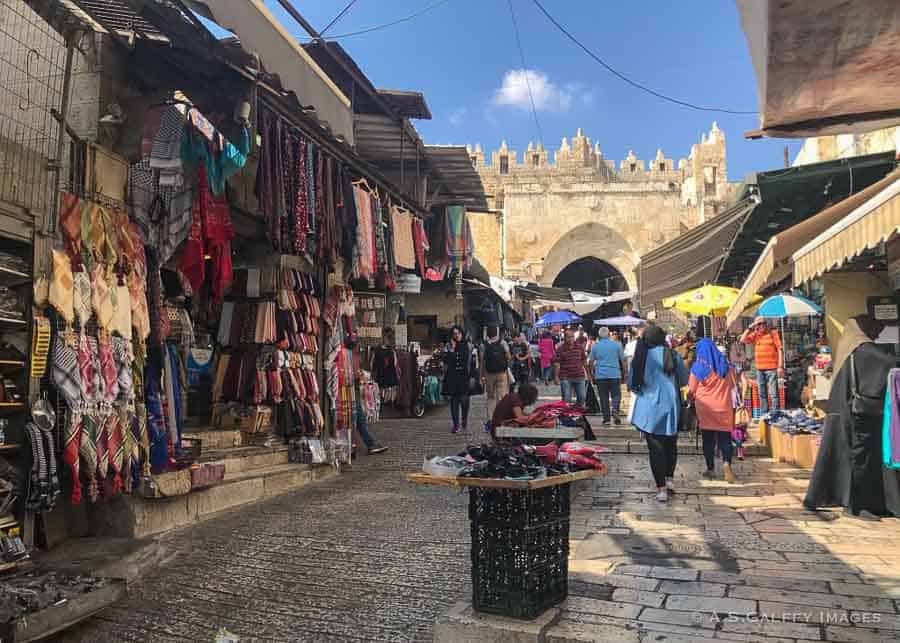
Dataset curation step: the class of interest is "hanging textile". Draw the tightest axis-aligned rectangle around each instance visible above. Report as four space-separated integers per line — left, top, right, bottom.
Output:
412 218 428 277
391 207 416 270
445 205 472 270
885 369 900 470
353 185 375 279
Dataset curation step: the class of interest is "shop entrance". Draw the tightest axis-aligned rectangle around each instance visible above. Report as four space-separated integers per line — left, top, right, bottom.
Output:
552 256 629 294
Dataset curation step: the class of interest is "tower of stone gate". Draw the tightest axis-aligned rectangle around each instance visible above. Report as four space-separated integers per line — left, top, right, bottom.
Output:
465 123 734 291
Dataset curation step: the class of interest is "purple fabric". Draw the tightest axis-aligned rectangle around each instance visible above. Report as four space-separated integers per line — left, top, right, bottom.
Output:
891 370 900 463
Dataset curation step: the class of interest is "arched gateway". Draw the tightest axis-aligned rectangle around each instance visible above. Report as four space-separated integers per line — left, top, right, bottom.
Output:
465 124 735 291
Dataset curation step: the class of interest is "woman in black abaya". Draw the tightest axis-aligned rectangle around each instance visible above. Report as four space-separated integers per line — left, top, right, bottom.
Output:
804 315 900 520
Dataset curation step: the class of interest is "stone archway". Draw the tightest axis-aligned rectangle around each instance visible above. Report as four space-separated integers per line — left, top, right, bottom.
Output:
553 257 627 293
539 222 639 290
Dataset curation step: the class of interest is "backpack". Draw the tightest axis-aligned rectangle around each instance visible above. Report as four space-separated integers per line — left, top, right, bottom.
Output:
484 341 509 374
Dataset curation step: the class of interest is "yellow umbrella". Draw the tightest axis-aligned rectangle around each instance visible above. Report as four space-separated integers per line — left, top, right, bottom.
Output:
662 285 761 317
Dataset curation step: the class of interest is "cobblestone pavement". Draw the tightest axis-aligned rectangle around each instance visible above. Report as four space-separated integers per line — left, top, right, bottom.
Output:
60 385 900 642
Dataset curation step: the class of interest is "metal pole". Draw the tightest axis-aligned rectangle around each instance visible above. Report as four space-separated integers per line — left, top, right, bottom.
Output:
46 31 76 235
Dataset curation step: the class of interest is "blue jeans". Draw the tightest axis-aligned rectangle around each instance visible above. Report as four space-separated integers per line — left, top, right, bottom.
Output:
560 379 587 406
757 369 779 415
355 401 376 448
542 366 554 382
595 378 622 421
702 429 733 469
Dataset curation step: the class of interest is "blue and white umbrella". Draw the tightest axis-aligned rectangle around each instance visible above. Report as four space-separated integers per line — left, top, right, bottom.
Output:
535 310 581 327
756 294 822 318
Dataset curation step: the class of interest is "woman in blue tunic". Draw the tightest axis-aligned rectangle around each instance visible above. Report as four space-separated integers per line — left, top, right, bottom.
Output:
629 324 689 502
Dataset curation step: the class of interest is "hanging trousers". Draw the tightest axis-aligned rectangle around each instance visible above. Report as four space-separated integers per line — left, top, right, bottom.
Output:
644 432 678 487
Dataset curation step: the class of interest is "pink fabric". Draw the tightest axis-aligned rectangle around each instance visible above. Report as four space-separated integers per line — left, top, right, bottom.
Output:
538 337 556 369
688 368 736 432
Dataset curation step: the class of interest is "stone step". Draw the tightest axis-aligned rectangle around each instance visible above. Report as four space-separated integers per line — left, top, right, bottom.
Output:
182 427 243 450
199 445 290 475
590 437 767 457
87 463 336 539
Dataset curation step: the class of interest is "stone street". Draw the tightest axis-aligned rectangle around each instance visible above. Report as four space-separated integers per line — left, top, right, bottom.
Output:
60 388 900 642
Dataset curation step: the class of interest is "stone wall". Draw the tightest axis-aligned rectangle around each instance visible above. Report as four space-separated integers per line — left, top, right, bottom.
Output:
467 123 733 286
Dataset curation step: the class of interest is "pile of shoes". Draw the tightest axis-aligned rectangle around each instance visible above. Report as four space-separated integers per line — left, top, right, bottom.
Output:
765 409 824 434
0 570 111 624
442 443 602 481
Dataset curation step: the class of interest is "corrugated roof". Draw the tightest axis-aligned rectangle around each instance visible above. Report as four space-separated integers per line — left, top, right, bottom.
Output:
377 89 431 120
424 145 487 209
70 0 169 41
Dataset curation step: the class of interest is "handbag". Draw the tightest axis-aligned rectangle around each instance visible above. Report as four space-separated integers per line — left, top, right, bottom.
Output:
850 353 883 418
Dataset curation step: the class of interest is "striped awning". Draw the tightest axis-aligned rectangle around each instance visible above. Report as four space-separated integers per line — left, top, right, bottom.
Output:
794 172 900 284
725 170 900 325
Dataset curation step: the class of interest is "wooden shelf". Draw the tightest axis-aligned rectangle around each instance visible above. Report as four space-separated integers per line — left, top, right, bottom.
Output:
0 402 25 415
0 266 30 288
0 443 20 451
0 360 25 368
0 317 26 331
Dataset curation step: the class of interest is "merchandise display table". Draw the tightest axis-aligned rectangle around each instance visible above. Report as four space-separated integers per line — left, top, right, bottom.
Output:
493 425 584 441
759 420 821 469
407 468 604 619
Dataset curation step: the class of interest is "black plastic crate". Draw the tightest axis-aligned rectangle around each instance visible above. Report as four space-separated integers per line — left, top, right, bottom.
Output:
468 484 570 527
471 519 570 570
471 542 568 619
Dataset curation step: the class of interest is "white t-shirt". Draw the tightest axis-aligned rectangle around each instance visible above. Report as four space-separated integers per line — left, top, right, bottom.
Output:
624 339 638 359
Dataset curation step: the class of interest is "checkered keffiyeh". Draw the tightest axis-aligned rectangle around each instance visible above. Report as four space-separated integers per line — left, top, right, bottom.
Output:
51 335 81 409
49 249 74 323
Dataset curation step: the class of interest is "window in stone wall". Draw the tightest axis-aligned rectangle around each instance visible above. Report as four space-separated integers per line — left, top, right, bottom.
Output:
495 192 505 209
659 162 666 171
630 163 636 172
499 155 509 174
532 154 540 167
470 156 478 168
704 165 717 196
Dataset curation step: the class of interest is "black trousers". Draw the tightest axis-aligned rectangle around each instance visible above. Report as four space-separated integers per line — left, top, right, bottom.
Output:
595 378 622 421
644 432 678 487
702 430 733 469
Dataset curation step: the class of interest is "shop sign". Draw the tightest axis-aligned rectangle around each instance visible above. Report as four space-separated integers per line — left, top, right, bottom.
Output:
868 295 900 322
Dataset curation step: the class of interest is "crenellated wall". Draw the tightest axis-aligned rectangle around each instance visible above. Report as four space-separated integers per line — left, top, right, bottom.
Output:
466 123 734 286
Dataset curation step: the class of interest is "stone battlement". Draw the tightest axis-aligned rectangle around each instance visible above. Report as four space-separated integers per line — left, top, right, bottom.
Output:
468 122 725 184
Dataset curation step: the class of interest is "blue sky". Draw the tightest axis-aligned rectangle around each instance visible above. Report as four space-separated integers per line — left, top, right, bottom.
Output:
239 1 800 181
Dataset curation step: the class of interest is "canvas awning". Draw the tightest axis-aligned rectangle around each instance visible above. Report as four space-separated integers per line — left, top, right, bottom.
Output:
724 170 900 325
737 0 900 138
637 198 757 307
793 172 900 284
198 0 354 143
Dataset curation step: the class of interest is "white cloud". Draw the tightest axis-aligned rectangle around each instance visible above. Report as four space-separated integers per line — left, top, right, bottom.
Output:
492 69 573 112
448 107 468 125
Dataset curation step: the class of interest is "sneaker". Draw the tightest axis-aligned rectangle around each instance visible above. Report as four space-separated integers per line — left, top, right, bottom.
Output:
613 415 622 426
723 463 736 484
665 477 675 493
737 447 745 461
368 445 388 455
451 426 461 434
701 469 716 480
655 488 668 502
602 420 611 427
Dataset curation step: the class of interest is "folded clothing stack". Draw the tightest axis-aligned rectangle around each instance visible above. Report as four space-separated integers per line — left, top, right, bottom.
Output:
765 409 824 434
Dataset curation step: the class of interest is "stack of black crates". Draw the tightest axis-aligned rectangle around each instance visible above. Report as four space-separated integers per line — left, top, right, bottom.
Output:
468 483 571 619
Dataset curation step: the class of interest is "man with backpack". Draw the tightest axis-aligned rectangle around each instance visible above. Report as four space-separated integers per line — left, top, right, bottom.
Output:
480 326 511 431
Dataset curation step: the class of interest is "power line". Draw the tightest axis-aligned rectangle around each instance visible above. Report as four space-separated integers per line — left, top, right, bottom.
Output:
507 0 543 145
314 0 453 40
320 0 361 37
530 0 757 115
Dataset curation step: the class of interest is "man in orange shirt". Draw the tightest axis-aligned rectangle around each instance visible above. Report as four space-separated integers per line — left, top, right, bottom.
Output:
740 316 784 415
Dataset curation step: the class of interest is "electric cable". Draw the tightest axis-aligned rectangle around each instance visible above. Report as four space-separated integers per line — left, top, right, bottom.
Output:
530 0 757 115
320 0 361 37
507 0 543 145
315 0 453 40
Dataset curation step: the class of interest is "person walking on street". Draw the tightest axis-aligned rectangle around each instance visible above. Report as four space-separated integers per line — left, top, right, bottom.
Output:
480 325 510 431
688 337 738 483
740 316 783 415
589 327 626 425
343 338 388 455
510 332 532 385
554 328 588 407
442 325 474 434
538 331 556 384
629 324 688 502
